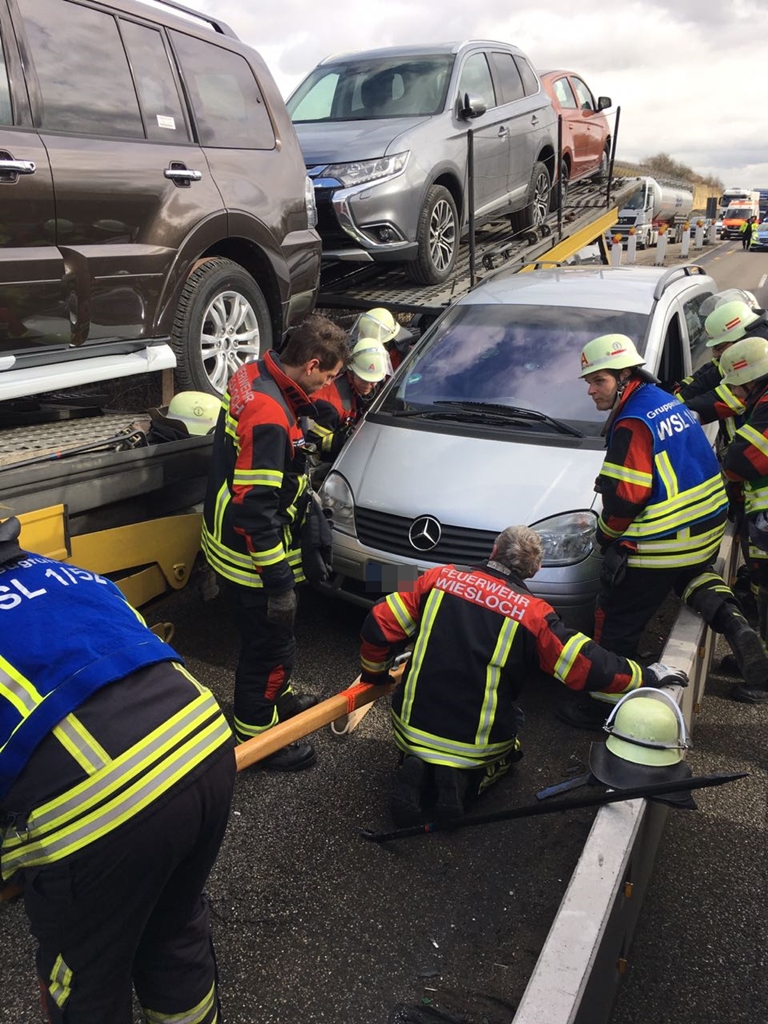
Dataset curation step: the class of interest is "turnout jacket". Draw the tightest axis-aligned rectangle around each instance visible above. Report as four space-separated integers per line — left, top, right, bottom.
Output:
307 373 371 459
675 358 745 444
723 380 768 515
0 553 231 879
202 351 316 591
360 562 645 768
595 378 728 568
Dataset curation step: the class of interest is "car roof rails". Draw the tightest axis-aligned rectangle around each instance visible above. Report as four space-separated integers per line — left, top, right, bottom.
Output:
652 264 707 301
137 0 237 37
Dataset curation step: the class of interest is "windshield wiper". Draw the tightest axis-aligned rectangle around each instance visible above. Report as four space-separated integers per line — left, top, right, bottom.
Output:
434 401 584 437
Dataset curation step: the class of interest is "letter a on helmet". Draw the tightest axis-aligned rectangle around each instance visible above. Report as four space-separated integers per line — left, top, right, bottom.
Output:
578 334 646 378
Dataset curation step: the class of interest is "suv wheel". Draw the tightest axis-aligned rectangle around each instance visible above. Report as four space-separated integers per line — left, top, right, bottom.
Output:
511 161 551 233
551 158 569 213
172 258 272 396
406 185 459 285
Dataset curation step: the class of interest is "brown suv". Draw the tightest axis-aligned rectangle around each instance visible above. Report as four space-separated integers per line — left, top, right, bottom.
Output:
0 0 321 399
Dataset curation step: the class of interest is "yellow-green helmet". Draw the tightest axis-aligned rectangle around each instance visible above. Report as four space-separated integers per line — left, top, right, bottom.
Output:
588 689 693 797
355 308 399 346
720 336 768 386
348 339 392 382
151 391 221 436
705 299 761 347
579 334 645 378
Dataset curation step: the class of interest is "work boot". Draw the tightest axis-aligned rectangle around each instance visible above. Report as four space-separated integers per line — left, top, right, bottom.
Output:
729 681 768 704
257 740 317 771
276 690 319 720
555 694 611 731
433 765 470 824
720 620 768 691
718 653 742 676
391 755 429 827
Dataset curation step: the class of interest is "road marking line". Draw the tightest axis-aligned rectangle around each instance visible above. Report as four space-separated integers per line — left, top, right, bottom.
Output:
759 274 767 289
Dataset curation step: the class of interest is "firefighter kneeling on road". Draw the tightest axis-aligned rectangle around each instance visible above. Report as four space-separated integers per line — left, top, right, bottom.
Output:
0 515 234 1023
358 525 685 826
559 333 768 729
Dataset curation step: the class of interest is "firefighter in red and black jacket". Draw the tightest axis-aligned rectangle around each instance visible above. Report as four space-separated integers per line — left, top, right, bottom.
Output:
307 335 392 460
720 334 768 704
202 315 347 771
359 525 685 826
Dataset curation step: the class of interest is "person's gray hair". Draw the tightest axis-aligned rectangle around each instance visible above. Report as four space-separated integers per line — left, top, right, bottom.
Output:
490 526 543 578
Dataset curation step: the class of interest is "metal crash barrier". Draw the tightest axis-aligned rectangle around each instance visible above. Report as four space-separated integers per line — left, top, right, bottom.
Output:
512 527 736 1024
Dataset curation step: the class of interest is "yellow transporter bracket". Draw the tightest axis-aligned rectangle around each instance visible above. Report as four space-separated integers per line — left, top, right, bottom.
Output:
16 504 203 608
519 205 621 272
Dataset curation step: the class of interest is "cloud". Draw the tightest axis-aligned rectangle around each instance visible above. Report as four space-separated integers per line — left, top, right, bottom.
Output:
187 0 768 182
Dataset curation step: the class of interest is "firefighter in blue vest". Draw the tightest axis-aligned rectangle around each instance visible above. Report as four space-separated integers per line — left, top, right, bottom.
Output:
558 334 768 728
359 525 685 825
201 314 348 770
0 515 234 1024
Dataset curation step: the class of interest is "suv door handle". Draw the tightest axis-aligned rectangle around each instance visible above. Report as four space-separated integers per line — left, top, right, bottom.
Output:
497 126 509 138
530 116 539 126
164 167 202 185
0 158 36 181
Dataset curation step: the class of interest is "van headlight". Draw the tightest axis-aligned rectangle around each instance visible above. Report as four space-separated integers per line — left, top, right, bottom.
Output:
323 152 409 188
531 511 597 566
319 471 356 536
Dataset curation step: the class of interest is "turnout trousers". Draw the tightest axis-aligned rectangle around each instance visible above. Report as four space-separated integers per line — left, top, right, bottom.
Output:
23 746 235 1023
222 581 300 741
594 560 741 660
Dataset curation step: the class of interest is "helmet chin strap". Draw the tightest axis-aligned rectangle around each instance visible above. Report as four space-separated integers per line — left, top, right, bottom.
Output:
601 371 631 437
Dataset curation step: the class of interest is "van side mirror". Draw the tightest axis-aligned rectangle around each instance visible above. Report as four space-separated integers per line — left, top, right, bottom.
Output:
459 92 487 120
597 96 612 111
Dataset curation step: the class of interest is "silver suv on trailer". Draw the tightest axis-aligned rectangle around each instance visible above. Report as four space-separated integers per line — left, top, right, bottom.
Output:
319 264 718 630
287 41 558 285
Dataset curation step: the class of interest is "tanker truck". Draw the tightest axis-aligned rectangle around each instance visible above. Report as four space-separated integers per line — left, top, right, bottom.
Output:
609 176 694 248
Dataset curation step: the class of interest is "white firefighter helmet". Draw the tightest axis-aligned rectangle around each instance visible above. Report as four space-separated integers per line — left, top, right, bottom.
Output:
719 335 768 387
150 391 221 437
348 339 392 383
579 334 646 378
588 688 694 803
705 299 762 348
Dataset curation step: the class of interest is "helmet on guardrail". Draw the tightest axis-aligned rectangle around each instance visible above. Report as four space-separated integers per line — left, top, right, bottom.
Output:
348 339 392 383
588 688 694 804
705 299 762 347
719 336 768 387
578 334 645 378
149 391 221 438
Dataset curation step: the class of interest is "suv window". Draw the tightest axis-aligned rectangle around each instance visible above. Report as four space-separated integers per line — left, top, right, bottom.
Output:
17 0 144 138
514 56 539 96
458 53 495 109
553 77 578 110
120 21 190 143
170 31 275 149
571 77 595 111
0 34 11 124
490 52 525 103
290 71 339 121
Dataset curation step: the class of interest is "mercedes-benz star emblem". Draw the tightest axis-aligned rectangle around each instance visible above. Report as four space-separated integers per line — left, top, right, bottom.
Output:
408 515 442 552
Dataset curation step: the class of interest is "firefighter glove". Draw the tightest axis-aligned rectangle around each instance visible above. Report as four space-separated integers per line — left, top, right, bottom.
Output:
267 589 298 630
644 663 689 689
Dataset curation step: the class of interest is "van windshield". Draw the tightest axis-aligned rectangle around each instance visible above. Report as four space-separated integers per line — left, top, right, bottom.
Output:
288 55 455 121
379 303 650 437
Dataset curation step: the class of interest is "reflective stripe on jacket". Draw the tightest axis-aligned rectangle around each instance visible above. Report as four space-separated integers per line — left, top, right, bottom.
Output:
724 382 768 515
599 381 728 568
201 351 315 590
360 563 645 769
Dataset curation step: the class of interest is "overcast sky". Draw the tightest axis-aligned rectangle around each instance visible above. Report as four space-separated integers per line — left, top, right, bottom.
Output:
188 0 767 188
